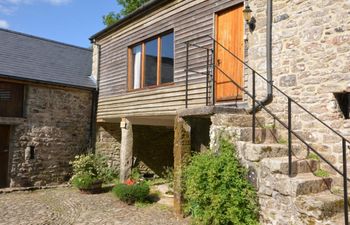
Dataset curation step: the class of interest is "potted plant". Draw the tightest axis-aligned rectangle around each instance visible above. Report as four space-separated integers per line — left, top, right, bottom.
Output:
70 154 116 193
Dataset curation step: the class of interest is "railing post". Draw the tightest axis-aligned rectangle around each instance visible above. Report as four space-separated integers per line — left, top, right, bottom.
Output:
252 71 256 143
288 97 292 177
185 42 189 108
343 138 349 225
212 39 216 106
206 49 210 106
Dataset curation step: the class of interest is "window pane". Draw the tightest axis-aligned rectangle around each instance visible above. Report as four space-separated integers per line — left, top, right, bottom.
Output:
144 38 158 87
131 45 142 89
161 33 174 84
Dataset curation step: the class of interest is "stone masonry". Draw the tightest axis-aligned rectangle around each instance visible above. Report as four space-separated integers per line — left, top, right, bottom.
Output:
8 84 92 187
95 122 121 171
210 113 347 224
246 0 350 182
95 123 174 178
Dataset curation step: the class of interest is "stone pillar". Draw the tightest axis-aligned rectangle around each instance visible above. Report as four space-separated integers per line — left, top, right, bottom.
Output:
120 118 133 182
173 116 191 216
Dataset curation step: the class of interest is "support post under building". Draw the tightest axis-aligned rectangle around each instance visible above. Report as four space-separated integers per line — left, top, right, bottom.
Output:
120 118 133 182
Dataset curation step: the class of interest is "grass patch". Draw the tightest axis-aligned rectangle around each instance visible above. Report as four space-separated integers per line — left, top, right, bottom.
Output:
307 152 320 161
314 169 330 178
262 124 276 129
277 138 287 144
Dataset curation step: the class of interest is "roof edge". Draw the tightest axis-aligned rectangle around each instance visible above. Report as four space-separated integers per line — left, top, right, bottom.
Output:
0 74 96 91
0 28 92 52
90 0 173 42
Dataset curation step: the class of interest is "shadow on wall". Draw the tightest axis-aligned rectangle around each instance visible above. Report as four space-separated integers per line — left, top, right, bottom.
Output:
188 117 211 153
95 123 121 171
133 125 174 177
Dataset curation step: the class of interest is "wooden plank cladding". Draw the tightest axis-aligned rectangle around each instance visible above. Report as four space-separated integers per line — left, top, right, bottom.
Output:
95 0 244 119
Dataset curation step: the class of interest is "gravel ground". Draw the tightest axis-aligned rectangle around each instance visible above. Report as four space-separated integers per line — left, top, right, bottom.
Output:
0 187 189 225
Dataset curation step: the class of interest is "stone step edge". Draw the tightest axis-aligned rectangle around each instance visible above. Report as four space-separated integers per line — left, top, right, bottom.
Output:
295 190 346 220
261 157 319 175
273 173 333 196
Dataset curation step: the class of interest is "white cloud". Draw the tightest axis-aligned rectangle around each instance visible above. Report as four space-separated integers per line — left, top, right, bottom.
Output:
44 0 71 5
0 0 71 15
0 19 9 28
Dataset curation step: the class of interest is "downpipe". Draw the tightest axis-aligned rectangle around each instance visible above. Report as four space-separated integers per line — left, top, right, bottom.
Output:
248 0 273 113
89 42 101 153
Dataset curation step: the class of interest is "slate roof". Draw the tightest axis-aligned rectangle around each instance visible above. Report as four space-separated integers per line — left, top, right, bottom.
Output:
0 28 95 90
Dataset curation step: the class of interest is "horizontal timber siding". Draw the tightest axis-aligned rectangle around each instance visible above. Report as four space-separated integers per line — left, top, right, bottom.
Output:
96 0 243 119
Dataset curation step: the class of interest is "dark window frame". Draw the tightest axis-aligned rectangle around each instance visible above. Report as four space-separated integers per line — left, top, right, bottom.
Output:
127 30 174 91
0 81 25 118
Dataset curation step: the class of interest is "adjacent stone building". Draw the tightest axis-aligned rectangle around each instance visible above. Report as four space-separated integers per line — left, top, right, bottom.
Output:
0 29 96 188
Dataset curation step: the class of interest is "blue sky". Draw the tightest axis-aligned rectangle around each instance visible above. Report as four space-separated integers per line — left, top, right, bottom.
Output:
0 0 121 47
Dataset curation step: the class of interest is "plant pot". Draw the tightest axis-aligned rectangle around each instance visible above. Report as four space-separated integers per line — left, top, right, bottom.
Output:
79 180 103 194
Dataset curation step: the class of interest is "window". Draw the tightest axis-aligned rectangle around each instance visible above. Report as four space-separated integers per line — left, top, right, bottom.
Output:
0 82 24 117
128 32 174 90
335 92 350 119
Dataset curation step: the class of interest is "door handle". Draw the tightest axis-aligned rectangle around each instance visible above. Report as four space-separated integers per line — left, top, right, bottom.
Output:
217 59 222 66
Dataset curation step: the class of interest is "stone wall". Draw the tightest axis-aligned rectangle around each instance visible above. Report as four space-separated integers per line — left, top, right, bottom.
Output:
8 85 92 187
133 125 174 176
246 0 350 177
209 113 320 224
95 123 174 177
95 122 121 171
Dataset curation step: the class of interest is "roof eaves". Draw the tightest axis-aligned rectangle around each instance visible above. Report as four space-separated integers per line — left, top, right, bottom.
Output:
89 0 173 42
0 74 96 91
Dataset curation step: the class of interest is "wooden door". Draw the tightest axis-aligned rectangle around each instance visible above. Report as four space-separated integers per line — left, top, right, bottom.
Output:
0 125 10 188
215 4 244 101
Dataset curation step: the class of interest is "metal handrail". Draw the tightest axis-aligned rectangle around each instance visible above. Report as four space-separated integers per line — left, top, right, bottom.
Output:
184 35 349 225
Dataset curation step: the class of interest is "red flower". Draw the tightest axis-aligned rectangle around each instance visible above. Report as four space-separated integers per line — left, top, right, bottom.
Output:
124 179 135 186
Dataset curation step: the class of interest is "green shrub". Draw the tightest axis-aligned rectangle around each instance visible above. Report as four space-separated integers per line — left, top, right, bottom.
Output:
70 173 99 189
184 139 260 225
113 182 150 204
70 154 118 189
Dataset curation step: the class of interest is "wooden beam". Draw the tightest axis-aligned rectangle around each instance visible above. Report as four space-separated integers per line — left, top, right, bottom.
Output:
127 48 133 91
157 36 162 85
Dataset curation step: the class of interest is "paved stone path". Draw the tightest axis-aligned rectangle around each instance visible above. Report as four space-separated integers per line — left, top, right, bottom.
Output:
0 187 189 225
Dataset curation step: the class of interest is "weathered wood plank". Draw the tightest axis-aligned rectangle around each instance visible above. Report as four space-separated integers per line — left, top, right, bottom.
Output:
96 0 243 117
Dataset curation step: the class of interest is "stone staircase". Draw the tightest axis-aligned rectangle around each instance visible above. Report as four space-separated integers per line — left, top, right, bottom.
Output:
211 113 348 225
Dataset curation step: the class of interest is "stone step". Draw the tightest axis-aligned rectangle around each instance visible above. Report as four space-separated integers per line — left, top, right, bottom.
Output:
211 113 266 128
237 142 306 162
238 127 278 144
295 191 345 220
328 212 349 225
274 173 332 196
261 157 319 175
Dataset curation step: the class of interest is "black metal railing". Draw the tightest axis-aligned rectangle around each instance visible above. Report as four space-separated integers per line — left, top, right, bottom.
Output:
184 35 350 225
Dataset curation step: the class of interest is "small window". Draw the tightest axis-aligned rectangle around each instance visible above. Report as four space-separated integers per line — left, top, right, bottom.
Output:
128 31 174 90
335 92 350 119
0 82 24 118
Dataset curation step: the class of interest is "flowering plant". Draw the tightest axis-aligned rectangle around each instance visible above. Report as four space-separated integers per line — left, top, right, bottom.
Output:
69 154 117 190
124 178 136 186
